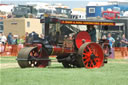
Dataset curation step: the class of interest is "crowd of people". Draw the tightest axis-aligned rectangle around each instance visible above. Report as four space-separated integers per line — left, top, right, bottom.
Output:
101 33 128 59
0 32 25 53
0 32 25 45
0 31 45 45
0 32 44 53
102 34 128 59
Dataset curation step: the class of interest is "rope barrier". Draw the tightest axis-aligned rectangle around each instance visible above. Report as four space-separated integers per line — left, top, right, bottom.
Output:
0 44 24 57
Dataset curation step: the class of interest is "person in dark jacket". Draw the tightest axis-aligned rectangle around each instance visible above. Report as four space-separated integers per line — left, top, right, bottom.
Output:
86 25 96 42
28 31 39 43
120 34 128 59
7 33 13 45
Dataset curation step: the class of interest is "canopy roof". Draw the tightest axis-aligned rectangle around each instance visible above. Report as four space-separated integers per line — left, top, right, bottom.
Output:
41 18 115 26
58 18 115 26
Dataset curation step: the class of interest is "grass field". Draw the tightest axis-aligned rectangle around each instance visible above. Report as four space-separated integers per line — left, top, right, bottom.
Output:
0 57 128 85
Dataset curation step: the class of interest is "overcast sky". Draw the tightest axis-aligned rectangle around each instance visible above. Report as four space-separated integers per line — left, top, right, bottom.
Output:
0 0 127 8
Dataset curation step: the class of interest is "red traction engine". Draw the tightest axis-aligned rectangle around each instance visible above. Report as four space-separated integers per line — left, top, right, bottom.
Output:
17 18 114 69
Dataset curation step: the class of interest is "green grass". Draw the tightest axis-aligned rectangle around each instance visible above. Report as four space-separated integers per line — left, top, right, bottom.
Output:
0 57 128 85
108 58 128 62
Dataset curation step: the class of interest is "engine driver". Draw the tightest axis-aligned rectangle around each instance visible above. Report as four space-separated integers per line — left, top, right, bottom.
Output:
86 25 96 42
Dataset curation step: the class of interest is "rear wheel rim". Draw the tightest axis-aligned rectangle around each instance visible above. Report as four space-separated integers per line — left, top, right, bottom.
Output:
79 43 104 69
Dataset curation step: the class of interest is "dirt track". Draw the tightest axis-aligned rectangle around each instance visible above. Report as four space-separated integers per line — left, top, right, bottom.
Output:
0 63 19 69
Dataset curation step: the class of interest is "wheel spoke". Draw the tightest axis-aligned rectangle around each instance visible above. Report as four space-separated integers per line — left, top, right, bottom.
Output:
83 58 90 63
90 60 94 66
92 60 96 65
83 56 89 59
85 62 88 68
86 46 92 53
94 58 100 65
90 46 99 57
83 52 91 57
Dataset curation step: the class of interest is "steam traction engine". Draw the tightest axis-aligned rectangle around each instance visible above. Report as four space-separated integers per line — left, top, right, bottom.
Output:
17 18 115 69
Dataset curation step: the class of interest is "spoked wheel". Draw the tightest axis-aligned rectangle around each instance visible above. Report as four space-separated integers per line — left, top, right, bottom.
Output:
78 42 104 69
17 47 49 68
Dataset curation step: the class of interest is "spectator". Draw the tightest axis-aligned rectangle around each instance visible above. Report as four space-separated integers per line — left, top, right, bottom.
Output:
7 33 13 45
40 34 45 39
1 33 7 45
12 35 18 45
120 34 128 59
17 36 24 51
68 34 73 40
102 35 107 39
17 36 25 45
86 25 96 42
0 33 3 52
25 32 29 43
107 33 115 59
0 43 4 52
0 33 2 44
107 33 115 48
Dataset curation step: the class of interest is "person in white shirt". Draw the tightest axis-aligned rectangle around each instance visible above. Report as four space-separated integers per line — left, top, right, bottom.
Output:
0 33 6 52
1 33 7 45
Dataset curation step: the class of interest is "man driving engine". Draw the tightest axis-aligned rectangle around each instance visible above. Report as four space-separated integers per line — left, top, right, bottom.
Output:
86 25 96 42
